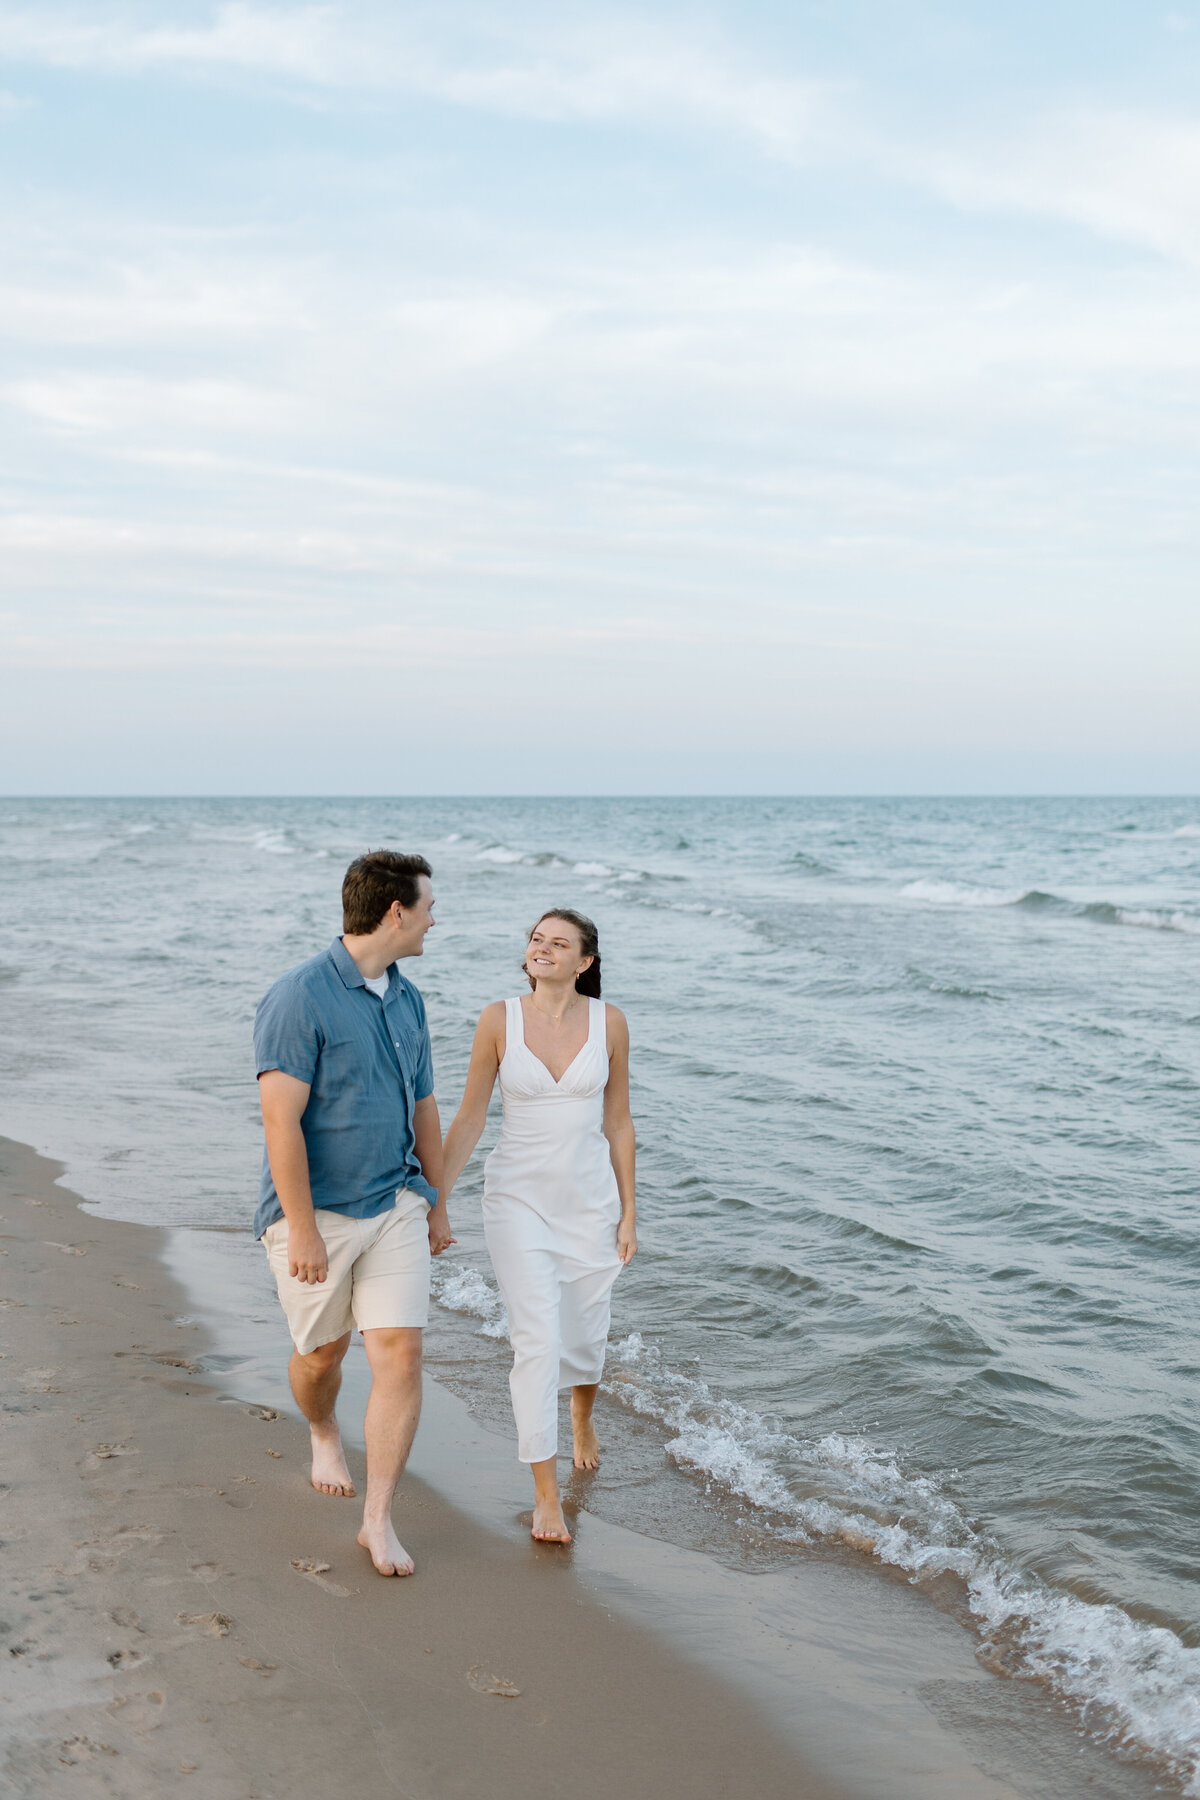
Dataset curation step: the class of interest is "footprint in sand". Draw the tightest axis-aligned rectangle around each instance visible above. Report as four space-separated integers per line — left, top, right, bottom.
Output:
175 1612 233 1637
56 1737 119 1765
290 1558 352 1597
236 1655 277 1677
249 1406 280 1422
113 1277 142 1290
467 1665 522 1698
43 1241 88 1255
85 1444 138 1468
108 1691 166 1735
106 1649 145 1671
188 1561 233 1584
108 1608 144 1632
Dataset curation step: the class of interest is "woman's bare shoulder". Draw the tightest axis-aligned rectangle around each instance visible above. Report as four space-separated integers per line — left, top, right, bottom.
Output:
472 1000 509 1061
603 1002 629 1040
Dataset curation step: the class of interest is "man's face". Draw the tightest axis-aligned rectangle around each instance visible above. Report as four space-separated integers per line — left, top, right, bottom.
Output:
392 876 435 957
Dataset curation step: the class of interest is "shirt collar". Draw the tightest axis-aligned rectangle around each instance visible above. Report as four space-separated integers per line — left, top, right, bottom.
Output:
329 936 366 989
329 937 400 994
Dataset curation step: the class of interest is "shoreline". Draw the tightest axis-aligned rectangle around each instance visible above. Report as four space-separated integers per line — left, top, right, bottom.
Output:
0 1136 843 1799
0 1137 1164 1799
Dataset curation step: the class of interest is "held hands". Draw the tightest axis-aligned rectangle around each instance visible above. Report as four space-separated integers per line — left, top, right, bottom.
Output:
289 1225 329 1285
617 1216 638 1265
428 1202 456 1257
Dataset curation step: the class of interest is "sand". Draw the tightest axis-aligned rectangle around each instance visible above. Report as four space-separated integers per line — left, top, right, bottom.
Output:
1 1137 1153 1800
0 1137 848 1799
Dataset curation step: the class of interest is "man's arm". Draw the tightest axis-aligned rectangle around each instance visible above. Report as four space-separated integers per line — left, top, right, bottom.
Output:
413 1093 455 1256
258 1069 329 1284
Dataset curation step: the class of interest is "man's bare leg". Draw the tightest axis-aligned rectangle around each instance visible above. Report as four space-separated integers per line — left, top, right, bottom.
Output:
357 1326 423 1576
570 1383 600 1470
530 1456 571 1542
288 1332 356 1497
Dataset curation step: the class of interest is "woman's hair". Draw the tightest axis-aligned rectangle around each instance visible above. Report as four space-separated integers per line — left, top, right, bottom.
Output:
523 908 601 997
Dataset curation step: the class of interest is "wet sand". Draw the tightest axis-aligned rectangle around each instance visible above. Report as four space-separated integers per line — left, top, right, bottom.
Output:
0 1136 849 1798
0 1137 1152 1799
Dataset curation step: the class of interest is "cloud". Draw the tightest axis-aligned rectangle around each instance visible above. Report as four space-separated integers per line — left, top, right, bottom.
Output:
911 105 1200 264
0 3 834 159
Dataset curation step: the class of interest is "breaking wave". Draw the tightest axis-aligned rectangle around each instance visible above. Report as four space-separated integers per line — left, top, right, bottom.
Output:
903 880 1200 934
429 1255 1200 1791
430 1259 508 1338
601 1333 1200 1795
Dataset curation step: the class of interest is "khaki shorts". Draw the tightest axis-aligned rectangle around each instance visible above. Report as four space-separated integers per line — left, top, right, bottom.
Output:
262 1190 430 1356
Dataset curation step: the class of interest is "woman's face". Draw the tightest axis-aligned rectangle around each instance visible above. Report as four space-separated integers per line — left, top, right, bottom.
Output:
526 917 590 986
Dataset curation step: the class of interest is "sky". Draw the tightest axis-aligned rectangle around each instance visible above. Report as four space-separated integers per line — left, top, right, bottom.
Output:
1 1 1198 794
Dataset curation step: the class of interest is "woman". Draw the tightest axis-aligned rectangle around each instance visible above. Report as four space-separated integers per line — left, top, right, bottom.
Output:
441 909 637 1544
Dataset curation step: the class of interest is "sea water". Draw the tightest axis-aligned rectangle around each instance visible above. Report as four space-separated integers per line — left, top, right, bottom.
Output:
0 795 1196 1789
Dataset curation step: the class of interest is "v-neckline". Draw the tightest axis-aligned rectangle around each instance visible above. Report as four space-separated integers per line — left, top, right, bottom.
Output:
518 996 591 1086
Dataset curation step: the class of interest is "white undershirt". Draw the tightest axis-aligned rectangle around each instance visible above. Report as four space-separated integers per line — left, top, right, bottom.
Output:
362 970 390 999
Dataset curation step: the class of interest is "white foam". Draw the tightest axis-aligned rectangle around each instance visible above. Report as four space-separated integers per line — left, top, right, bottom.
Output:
253 831 296 856
476 844 525 864
1114 907 1200 935
430 1261 509 1339
902 878 1027 907
572 860 614 877
1172 825 1200 838
604 1334 1200 1793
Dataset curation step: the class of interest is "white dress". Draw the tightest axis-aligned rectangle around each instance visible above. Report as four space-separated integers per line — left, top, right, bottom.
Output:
483 995 623 1463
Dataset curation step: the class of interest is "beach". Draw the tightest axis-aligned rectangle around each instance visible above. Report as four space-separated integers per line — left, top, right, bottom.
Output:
1 1134 1164 1800
1 1135 843 1799
1 795 1196 1796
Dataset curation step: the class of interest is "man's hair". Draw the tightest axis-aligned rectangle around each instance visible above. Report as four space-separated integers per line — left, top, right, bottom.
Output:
342 850 432 935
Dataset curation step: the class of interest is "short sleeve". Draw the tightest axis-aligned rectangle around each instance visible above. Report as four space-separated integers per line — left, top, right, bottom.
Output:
254 977 321 1084
413 1019 435 1102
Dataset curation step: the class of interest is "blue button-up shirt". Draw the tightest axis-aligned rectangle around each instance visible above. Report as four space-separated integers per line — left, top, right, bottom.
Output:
253 937 436 1239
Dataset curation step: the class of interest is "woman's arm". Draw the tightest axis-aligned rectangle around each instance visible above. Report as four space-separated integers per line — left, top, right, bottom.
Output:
603 1006 637 1265
441 1004 505 1199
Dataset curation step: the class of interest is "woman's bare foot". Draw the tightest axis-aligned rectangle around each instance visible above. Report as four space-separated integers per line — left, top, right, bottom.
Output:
531 1496 572 1543
309 1420 355 1497
571 1390 600 1470
357 1516 415 1576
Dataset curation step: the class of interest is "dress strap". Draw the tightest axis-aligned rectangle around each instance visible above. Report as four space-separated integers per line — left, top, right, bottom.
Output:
588 995 604 1046
503 995 523 1059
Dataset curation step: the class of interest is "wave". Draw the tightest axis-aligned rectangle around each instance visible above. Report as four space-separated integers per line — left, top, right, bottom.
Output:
431 1258 1200 1787
903 879 1031 907
430 1259 509 1338
469 842 647 883
602 1333 1200 1795
904 880 1200 935
1173 826 1200 838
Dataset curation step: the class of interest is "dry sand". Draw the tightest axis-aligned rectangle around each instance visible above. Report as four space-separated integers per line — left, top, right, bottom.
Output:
0 1137 847 1799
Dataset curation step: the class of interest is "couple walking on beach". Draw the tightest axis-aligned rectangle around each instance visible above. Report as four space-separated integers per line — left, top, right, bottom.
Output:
253 849 638 1575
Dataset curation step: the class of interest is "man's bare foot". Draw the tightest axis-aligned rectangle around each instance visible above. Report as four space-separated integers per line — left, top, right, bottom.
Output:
309 1422 355 1497
357 1516 415 1576
571 1398 600 1470
531 1497 572 1543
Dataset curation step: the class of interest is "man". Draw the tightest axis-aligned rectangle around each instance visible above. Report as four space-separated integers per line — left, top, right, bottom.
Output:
253 850 454 1577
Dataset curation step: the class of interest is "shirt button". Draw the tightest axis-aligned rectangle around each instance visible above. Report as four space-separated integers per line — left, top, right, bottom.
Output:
395 1042 400 1047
